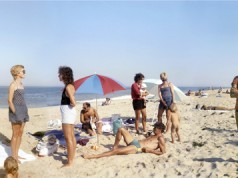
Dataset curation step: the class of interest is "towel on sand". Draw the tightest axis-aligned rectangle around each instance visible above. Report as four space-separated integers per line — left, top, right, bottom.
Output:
0 142 36 168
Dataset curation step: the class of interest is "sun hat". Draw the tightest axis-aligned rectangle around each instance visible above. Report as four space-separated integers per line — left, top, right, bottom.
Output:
141 83 147 89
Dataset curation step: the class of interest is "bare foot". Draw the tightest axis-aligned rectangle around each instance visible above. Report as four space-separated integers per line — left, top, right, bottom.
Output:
112 145 119 150
61 162 73 168
82 154 94 159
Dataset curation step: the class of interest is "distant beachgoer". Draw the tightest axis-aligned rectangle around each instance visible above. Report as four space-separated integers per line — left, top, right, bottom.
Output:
230 76 238 130
102 98 111 106
169 103 181 143
131 73 148 134
200 105 234 111
195 89 202 96
185 90 192 96
58 66 77 167
218 87 223 93
83 122 166 159
158 72 174 133
4 156 19 178
80 102 102 135
8 65 29 162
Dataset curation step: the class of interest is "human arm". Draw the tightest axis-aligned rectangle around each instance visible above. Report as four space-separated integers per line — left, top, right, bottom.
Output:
231 77 238 98
8 83 16 113
80 111 86 123
158 85 166 106
142 136 166 155
93 109 100 122
66 84 76 107
169 83 175 103
131 83 141 99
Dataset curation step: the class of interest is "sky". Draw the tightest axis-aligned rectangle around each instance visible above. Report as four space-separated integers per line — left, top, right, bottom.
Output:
0 1 237 87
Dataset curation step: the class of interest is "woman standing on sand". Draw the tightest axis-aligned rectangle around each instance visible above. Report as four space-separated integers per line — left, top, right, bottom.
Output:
157 72 175 133
8 65 29 162
58 66 77 167
230 76 238 130
131 73 148 134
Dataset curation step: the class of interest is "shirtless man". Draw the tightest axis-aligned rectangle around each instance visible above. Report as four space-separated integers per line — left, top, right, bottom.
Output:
83 122 166 159
169 103 181 143
80 102 102 135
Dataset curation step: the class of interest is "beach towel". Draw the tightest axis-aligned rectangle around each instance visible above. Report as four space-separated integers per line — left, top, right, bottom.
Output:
0 142 36 168
44 130 81 147
75 119 113 133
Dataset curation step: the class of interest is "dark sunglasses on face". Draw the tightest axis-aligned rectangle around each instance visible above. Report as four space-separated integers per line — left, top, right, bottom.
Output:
20 70 26 74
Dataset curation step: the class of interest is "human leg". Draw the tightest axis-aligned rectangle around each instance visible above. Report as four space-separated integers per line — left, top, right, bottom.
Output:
83 145 137 159
134 110 141 133
11 123 25 160
62 124 76 167
236 110 238 130
113 128 134 149
176 128 181 142
141 108 147 132
96 122 103 134
165 110 171 133
171 126 175 143
157 108 164 123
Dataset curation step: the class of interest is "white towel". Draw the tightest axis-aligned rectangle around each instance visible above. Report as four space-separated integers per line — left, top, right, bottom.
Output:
0 142 36 168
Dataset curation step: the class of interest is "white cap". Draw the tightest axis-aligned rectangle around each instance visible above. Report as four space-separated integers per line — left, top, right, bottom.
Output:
141 83 147 89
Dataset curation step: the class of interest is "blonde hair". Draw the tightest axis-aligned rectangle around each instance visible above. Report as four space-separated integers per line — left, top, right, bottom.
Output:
10 65 24 78
160 72 167 81
4 156 18 176
170 103 178 112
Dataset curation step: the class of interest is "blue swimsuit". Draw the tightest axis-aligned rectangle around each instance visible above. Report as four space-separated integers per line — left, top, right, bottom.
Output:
159 87 173 110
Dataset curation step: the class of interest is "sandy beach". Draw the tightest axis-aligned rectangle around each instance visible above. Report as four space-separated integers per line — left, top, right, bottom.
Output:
0 90 238 178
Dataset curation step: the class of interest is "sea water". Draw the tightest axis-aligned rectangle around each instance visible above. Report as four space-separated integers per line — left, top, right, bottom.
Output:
0 86 213 108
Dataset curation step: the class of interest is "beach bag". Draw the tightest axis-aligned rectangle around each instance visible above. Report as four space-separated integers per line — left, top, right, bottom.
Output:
113 118 122 135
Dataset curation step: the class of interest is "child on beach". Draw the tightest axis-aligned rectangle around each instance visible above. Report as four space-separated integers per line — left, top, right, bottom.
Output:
4 156 19 178
169 103 181 143
140 83 148 106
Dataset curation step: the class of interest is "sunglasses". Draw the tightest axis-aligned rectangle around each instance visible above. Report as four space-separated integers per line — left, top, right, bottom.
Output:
21 70 26 74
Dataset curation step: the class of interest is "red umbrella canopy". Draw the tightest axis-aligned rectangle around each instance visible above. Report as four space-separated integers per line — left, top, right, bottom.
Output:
74 74 126 95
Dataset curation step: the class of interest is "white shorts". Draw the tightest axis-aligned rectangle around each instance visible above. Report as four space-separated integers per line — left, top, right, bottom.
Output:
60 105 77 124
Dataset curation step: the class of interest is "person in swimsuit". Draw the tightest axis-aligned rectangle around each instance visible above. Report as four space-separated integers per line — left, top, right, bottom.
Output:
230 76 238 130
80 102 102 136
8 65 29 162
58 66 77 167
131 73 148 134
158 72 175 133
83 122 166 159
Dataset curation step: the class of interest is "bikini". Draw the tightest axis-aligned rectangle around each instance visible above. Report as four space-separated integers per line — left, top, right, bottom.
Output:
128 139 142 153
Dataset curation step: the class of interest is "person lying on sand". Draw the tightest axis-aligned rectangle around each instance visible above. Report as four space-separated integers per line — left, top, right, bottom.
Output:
80 102 102 136
200 105 234 111
83 122 166 159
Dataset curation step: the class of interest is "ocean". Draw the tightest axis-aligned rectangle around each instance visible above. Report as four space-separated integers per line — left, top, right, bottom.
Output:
0 86 213 108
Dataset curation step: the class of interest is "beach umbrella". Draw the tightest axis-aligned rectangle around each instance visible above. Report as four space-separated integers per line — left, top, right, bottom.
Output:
143 79 187 102
74 74 126 107
74 74 126 147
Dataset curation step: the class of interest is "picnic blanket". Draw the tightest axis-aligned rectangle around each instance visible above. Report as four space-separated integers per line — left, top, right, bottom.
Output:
0 142 36 168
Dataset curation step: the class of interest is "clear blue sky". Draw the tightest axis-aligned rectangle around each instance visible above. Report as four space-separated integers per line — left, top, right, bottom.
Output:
0 1 237 87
